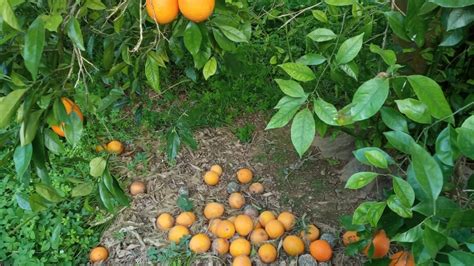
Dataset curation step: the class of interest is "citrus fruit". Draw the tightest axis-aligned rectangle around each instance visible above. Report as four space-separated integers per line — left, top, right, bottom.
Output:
168 225 190 243
204 202 224 219
156 213 174 230
258 210 276 227
283 235 305 256
145 0 179 24
390 251 415 266
342 231 360 246
89 246 108 262
309 239 333 262
232 255 251 266
363 230 390 258
176 212 196 227
229 192 245 209
234 214 253 236
95 144 106 152
236 168 253 184
210 164 223 176
216 220 235 239
250 228 269 244
204 170 220 186
249 182 264 194
258 243 277 263
254 221 263 229
228 215 237 224
129 181 146 196
277 211 295 231
300 224 320 242
51 97 83 137
189 233 211 253
178 0 215 23
212 238 229 255
230 238 251 257
208 219 221 235
106 140 124 154
265 219 285 239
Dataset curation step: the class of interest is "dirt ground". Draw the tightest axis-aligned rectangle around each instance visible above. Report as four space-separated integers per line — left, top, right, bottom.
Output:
100 114 367 265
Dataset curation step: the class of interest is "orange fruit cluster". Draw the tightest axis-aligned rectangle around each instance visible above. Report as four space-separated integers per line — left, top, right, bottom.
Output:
95 140 125 155
145 0 215 25
51 97 84 137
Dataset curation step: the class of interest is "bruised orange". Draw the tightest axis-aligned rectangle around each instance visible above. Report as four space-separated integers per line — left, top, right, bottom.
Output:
310 240 332 262
51 97 83 137
250 228 269 244
342 231 360 246
156 213 174 230
210 164 223 176
216 220 235 239
390 251 415 266
229 192 245 209
89 246 108 262
258 210 276 227
363 230 390 259
249 182 264 194
176 212 196 227
189 233 211 253
212 238 229 255
208 219 221 235
258 243 277 263
145 0 179 24
178 0 215 23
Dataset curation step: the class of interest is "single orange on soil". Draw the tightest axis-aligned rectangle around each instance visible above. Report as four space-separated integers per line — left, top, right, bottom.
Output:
310 240 333 262
129 181 146 196
89 246 108 262
156 213 174 230
212 238 229 255
178 0 215 23
204 202 224 219
230 238 251 257
259 210 276 227
208 219 221 235
210 164 223 176
363 230 390 258
234 214 253 236
176 212 196 227
204 171 220 186
300 224 320 242
390 251 415 266
342 231 360 246
189 233 211 253
258 243 277 263
249 182 264 194
283 235 305 256
168 225 190 243
145 0 179 24
51 97 84 137
265 219 285 239
229 192 245 209
236 168 253 184
107 140 124 154
232 255 251 266
216 220 235 239
250 228 269 244
278 211 296 231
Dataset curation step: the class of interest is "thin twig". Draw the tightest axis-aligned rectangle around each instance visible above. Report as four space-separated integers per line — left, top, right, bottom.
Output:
131 0 144 52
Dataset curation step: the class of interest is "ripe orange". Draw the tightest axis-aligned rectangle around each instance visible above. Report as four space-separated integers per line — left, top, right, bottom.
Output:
390 251 415 266
204 171 220 186
300 224 320 242
229 192 245 209
168 225 190 243
265 219 285 239
156 213 174 230
283 235 305 256
236 168 253 184
249 182 264 194
95 144 106 152
342 231 360 246
234 214 253 236
210 164 223 176
89 246 108 262
277 211 295 231
258 243 277 263
51 97 84 137
189 233 211 253
212 238 229 255
230 238 251 257
178 0 215 23
310 240 333 262
216 220 235 239
208 219 221 235
250 228 269 244
129 181 146 196
176 212 196 227
107 140 124 154
259 210 276 227
232 255 252 266
204 202 224 219
254 221 263 229
145 0 179 24
363 230 390 258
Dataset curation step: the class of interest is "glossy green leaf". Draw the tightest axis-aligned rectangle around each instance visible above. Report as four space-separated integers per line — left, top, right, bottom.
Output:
23 17 45 80
64 112 83 147
369 44 397 65
350 78 389 121
203 57 217 80
98 180 114 211
395 98 431 124
449 251 474 266
392 224 423 242
279 63 316 82
145 55 160 92
380 107 408 133
14 144 32 178
217 25 248 43
423 227 447 258
44 129 64 154
0 0 21 30
428 0 474 8
339 62 359 80
447 8 474 31
412 145 443 202
166 129 180 161
184 22 202 55
457 127 474 159
384 11 409 41
387 195 413 218
335 33 364 65
266 105 300 130
275 96 306 110
213 29 236 51
291 108 315 157
312 10 328 23
353 147 395 166
275 79 306 98
35 183 63 203
71 182 94 197
440 29 464 47
436 126 459 166
66 17 85 50
352 201 386 227
393 176 415 207
364 150 388 168
20 110 43 146
325 0 355 6
0 89 28 128
90 157 106 177
85 0 106 10
29 193 49 212
313 98 338 126
307 28 337 42
345 172 378 189
296 53 326 66
50 224 62 249
42 14 63 32
384 131 417 155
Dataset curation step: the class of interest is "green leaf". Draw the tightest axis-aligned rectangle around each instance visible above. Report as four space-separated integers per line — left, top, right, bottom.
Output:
90 157 107 177
35 183 63 203
279 63 316 82
213 29 236 51
291 108 315 157
71 182 94 197
339 62 359 80
384 131 417 155
457 127 474 159
64 112 83 147
384 11 409 41
387 195 413 218
353 147 395 166
85 0 106 10
345 172 378 189
423 227 447 258
217 25 248 43
392 224 423 242
395 98 432 124
350 78 389 121
184 22 202 55
312 10 328 23
307 28 337 42
44 129 64 154
352 201 386 227
166 129 180 161
275 96 306 110
325 0 355 6
0 0 21 30
42 14 63 32
393 176 415 207
369 44 397 65
440 29 464 47
203 57 217 80
335 33 364 65
436 126 459 166
51 224 62 249
266 104 300 130
29 193 49 212
23 17 45 80
296 53 326 66
447 8 474 31
177 194 194 211
66 17 85 50
313 98 338 126
407 75 453 122
428 0 474 8
449 251 474 266
98 180 114 211
0 89 28 128
145 55 160 92
364 150 388 168
15 193 32 211
275 79 306 98
380 107 408 133
412 145 443 203
14 144 32 178
20 110 43 146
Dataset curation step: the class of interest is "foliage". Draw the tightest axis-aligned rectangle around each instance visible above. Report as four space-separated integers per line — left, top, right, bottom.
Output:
147 235 195 266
